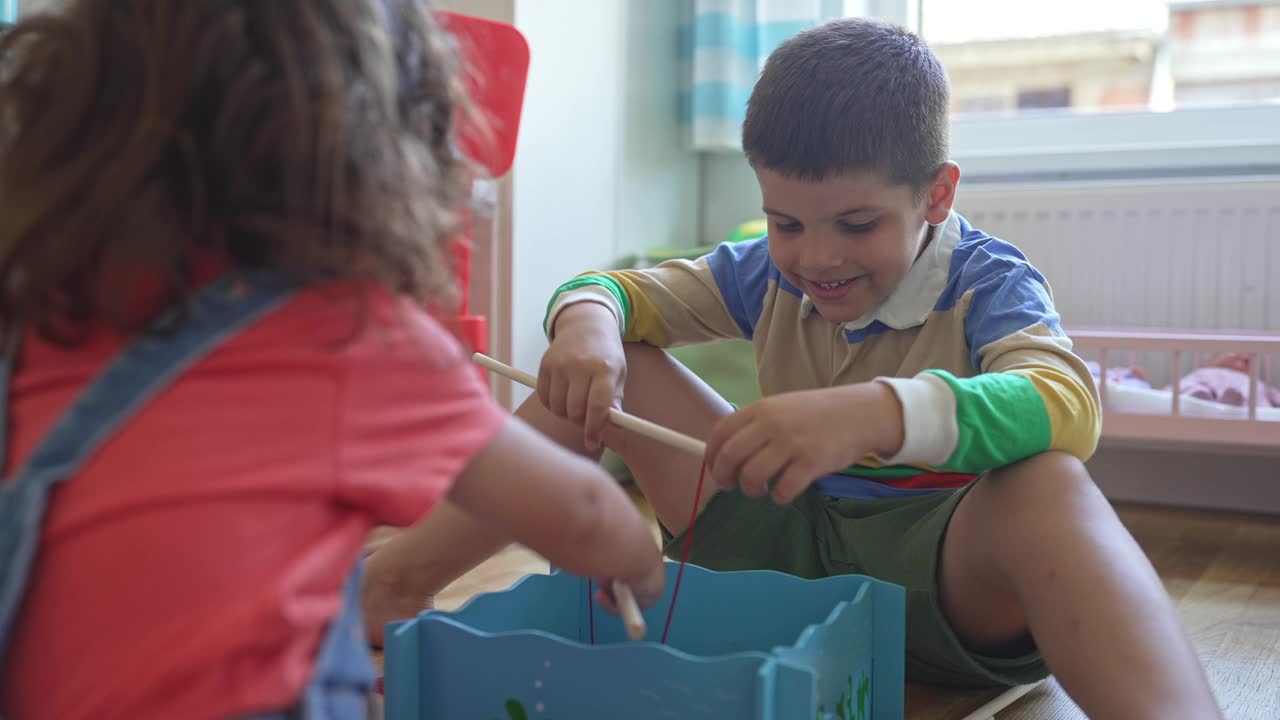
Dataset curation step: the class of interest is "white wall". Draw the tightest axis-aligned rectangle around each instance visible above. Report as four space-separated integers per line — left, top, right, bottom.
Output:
509 0 627 405
508 0 699 406
700 153 764 246
434 0 512 21
615 1 701 258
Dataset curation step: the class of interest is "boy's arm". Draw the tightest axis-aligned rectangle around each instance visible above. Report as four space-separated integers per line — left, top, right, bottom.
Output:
875 254 1101 474
544 239 775 346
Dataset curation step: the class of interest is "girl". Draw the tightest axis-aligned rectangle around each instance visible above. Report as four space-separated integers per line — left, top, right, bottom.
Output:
0 2 664 719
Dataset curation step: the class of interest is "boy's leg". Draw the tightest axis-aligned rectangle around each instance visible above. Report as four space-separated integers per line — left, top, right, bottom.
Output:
939 451 1220 718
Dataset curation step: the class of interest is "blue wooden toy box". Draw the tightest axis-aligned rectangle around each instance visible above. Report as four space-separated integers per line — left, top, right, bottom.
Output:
383 562 905 719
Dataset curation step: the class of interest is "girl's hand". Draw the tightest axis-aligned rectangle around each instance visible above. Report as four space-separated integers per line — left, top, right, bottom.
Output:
594 560 666 616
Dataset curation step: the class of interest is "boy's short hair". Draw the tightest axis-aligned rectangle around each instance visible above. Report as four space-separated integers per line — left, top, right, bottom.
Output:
742 17 950 194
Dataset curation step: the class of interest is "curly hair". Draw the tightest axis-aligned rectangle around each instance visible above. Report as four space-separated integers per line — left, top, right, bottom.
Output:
0 0 473 342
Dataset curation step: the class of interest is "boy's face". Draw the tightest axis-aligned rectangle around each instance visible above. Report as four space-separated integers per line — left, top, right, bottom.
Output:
756 165 956 324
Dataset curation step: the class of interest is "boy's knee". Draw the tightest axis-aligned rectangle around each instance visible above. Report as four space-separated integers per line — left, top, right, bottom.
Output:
992 450 1089 484
962 452 1109 577
977 451 1099 517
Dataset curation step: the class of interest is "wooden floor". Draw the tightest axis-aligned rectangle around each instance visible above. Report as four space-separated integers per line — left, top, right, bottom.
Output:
389 498 1280 719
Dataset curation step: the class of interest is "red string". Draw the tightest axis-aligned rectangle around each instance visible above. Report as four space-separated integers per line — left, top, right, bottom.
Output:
587 578 596 644
660 460 708 644
586 460 707 646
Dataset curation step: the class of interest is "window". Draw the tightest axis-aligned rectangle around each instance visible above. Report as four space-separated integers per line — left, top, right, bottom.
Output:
921 0 1280 118
1016 87 1072 110
955 95 1009 114
905 0 1280 179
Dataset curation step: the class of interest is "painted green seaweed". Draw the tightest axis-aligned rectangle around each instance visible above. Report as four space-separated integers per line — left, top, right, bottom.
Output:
817 671 871 720
497 698 530 720
493 698 558 720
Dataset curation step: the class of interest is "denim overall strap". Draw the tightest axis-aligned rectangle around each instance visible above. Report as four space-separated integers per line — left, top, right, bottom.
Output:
232 564 376 720
298 563 376 720
0 271 293 658
234 559 376 720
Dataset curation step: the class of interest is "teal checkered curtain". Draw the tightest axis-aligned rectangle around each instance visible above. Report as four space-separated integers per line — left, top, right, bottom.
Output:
681 0 846 150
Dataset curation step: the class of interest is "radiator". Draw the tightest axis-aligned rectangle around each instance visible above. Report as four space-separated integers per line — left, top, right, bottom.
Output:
956 176 1280 386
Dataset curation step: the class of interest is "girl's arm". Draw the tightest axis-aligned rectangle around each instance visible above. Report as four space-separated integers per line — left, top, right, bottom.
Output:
447 415 666 608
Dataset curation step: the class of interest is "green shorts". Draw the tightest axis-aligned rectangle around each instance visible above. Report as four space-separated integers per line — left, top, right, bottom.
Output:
661 483 1049 688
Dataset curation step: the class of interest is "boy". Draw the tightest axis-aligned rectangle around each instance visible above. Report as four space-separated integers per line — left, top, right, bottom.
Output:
365 16 1220 718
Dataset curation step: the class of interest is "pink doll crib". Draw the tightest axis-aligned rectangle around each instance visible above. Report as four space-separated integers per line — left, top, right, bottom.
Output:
1069 327 1280 453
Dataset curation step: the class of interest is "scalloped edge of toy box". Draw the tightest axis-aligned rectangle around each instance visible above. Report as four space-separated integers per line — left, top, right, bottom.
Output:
390 562 884 664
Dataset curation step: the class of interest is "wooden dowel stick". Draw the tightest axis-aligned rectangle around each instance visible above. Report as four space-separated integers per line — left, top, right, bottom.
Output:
472 352 707 457
611 579 647 641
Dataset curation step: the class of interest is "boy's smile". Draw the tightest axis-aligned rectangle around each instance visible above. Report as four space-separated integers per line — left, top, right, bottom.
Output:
756 165 956 324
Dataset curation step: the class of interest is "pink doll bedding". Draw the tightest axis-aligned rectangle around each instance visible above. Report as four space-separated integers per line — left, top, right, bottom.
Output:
1088 354 1280 408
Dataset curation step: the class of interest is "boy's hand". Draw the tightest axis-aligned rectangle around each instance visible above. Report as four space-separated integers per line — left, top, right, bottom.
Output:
705 382 904 504
539 303 626 451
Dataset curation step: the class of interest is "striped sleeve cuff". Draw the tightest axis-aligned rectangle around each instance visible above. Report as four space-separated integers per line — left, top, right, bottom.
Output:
544 285 625 340
873 374 959 466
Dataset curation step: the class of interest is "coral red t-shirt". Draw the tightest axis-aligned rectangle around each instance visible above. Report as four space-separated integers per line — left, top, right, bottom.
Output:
1 285 507 720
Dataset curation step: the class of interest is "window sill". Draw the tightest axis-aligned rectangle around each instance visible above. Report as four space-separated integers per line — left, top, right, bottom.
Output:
951 103 1280 183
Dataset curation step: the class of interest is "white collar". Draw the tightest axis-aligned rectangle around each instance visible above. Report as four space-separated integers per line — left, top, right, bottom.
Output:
801 210 961 332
